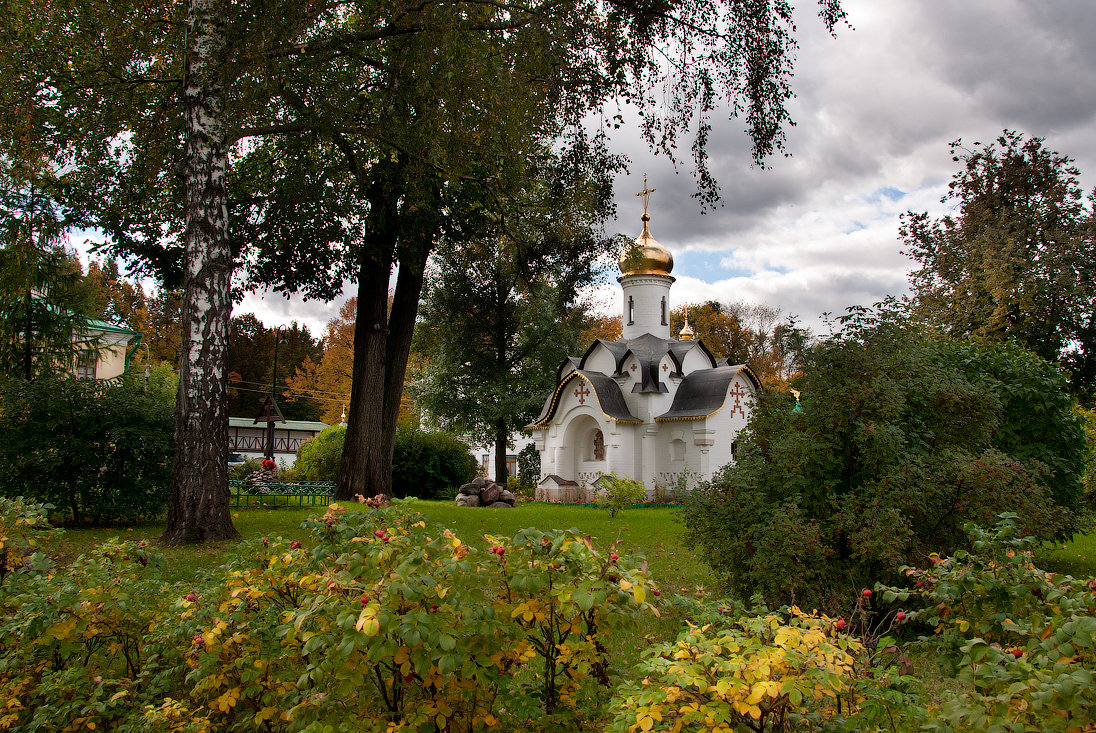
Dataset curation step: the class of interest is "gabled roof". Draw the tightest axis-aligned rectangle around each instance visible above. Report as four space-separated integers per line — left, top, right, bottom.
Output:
655 364 761 422
229 417 331 432
578 333 717 393
525 370 641 429
82 317 140 336
556 356 582 384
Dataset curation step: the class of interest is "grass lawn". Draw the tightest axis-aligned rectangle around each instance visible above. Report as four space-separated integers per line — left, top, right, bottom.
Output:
52 501 718 595
53 500 1096 590
1038 526 1096 578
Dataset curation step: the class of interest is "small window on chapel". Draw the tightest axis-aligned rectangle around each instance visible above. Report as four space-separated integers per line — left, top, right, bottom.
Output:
731 441 738 462
661 297 667 325
627 297 634 326
593 430 605 461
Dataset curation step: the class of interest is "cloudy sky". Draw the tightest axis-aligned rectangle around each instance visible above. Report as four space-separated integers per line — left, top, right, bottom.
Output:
239 0 1096 337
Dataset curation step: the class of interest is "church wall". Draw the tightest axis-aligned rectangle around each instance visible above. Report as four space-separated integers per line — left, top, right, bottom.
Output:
681 347 715 375
703 373 755 474
583 345 617 375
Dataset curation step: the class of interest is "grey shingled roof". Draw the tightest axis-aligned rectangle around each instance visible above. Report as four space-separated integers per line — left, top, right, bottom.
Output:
525 370 640 428
655 364 761 421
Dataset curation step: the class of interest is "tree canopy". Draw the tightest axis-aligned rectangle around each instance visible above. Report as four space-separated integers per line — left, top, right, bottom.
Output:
681 305 1087 612
1 0 849 530
902 131 1096 402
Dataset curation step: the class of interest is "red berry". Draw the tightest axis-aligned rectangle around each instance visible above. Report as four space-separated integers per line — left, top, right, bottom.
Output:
895 611 906 621
374 529 386 538
862 589 872 598
360 595 369 606
193 635 204 646
290 540 302 550
834 619 847 630
652 589 661 597
610 553 619 561
1011 648 1023 659
185 593 197 602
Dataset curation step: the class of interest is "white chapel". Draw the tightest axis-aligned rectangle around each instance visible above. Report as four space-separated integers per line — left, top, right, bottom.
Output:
526 181 760 501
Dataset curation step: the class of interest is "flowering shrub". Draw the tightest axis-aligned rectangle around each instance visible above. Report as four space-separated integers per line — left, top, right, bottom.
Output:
884 513 1096 731
609 608 884 732
0 533 172 731
0 496 54 585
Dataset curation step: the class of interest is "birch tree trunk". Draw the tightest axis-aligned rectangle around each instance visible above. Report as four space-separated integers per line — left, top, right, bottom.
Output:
161 0 238 544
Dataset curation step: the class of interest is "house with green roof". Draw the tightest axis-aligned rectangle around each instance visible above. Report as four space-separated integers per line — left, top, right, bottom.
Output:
74 316 143 380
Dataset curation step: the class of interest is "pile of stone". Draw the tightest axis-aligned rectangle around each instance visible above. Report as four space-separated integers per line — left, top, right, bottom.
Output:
454 477 517 508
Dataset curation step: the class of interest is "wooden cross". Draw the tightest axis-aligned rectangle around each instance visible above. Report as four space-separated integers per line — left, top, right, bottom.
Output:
636 174 656 215
728 382 746 418
630 363 637 372
662 363 668 372
574 383 591 404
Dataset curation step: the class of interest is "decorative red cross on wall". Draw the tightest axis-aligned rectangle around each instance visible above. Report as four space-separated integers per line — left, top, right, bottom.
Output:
728 382 746 418
630 363 637 372
574 383 591 404
662 363 668 372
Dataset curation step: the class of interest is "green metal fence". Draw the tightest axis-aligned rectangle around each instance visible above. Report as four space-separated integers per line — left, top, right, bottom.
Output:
229 480 336 508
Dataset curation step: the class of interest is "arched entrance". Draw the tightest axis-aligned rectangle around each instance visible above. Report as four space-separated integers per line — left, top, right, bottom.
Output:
563 413 606 489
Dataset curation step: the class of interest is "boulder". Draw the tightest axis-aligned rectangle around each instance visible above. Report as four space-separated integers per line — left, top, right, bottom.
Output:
498 489 515 503
458 482 480 496
472 477 488 488
455 493 482 507
480 482 501 504
488 501 512 509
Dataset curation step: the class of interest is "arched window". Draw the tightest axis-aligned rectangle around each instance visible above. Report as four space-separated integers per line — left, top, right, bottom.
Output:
731 440 738 461
593 430 606 461
661 297 667 325
627 296 635 325
671 438 686 462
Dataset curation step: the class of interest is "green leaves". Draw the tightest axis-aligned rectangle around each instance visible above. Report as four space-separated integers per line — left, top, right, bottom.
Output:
903 131 1096 401
682 313 1085 613
0 375 173 524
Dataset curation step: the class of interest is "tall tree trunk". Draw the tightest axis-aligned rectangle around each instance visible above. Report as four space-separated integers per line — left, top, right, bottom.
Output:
493 417 508 486
161 0 238 544
335 250 394 500
336 173 435 501
380 243 429 459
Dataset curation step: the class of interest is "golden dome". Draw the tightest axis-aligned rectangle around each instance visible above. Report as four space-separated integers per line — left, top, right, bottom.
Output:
619 213 674 276
679 315 694 341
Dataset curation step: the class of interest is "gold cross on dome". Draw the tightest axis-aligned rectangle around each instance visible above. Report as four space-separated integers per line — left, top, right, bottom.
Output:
636 174 656 215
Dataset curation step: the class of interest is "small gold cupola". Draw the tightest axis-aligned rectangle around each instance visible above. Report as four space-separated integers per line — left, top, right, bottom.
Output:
619 175 674 277
679 314 694 341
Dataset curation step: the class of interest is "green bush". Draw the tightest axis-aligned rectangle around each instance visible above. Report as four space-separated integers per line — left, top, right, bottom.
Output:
293 424 477 497
227 456 264 481
0 498 659 731
294 424 346 480
517 442 540 489
0 375 173 524
391 426 477 499
609 607 923 732
682 309 1087 613
594 473 647 517
884 515 1096 731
